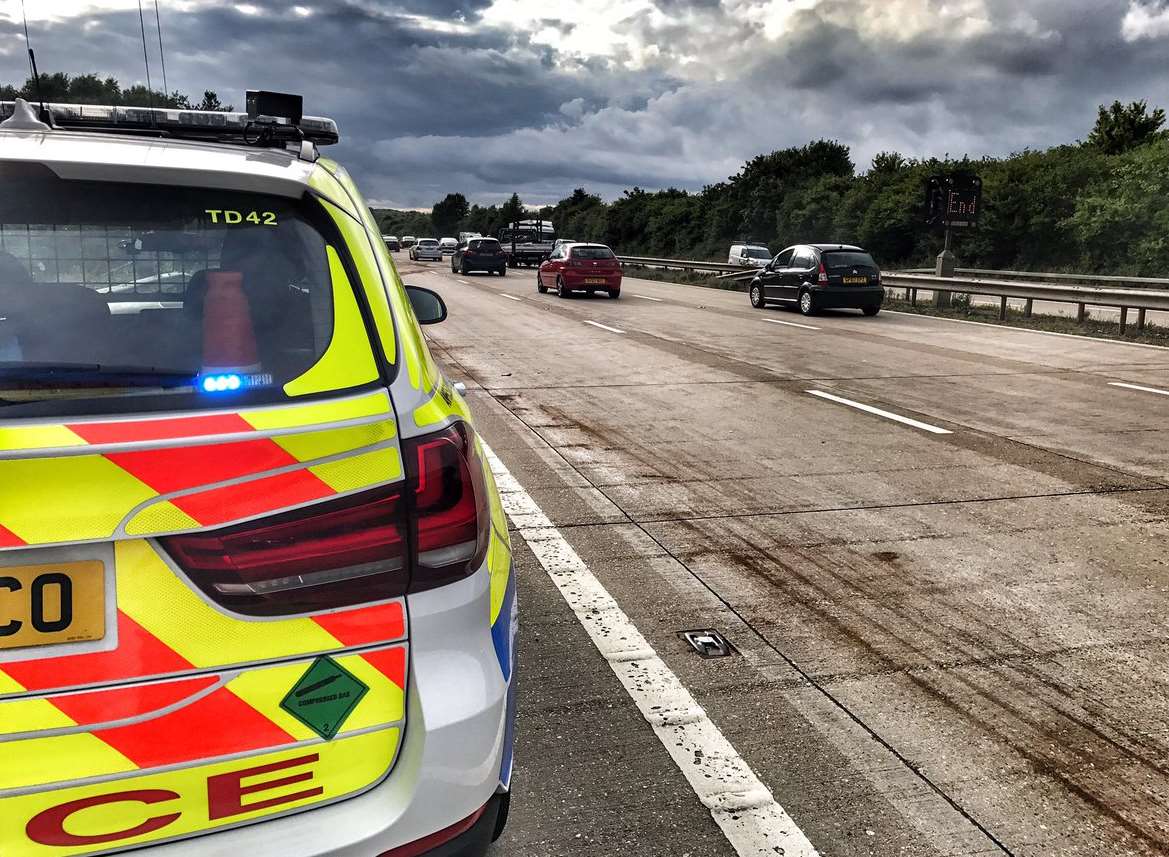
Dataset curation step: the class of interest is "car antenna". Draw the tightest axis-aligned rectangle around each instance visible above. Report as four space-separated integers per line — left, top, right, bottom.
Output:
20 0 49 125
135 0 158 124
153 0 169 99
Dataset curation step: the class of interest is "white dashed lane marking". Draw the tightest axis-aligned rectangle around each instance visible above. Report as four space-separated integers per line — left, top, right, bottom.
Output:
632 294 664 302
484 443 820 857
1108 381 1169 397
584 320 625 334
763 318 820 331
500 294 522 302
806 390 953 435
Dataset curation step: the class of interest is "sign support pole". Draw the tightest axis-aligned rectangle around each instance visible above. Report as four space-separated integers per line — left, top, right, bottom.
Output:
935 224 955 307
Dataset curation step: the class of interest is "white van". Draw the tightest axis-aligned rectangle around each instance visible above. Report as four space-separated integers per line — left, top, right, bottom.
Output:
729 244 772 267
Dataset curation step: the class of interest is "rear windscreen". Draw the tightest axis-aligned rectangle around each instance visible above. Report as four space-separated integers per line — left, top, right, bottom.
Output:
571 247 615 260
822 251 878 269
470 239 500 250
418 239 438 246
0 168 361 418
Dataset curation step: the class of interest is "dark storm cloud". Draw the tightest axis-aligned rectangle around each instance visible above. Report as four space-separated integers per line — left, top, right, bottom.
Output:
3 0 1169 207
1 1 681 205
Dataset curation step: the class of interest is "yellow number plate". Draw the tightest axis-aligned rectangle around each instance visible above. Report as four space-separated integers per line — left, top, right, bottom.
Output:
584 277 606 284
0 561 105 650
843 276 868 284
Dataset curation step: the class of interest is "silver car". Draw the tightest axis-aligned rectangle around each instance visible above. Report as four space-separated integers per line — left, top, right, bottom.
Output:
412 238 443 261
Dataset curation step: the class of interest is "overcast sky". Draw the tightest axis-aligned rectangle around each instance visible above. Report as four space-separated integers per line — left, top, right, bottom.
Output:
3 0 1169 208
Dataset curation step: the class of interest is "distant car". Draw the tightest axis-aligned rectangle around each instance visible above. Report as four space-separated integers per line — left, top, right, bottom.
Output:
453 237 508 276
439 237 458 256
729 243 771 267
411 238 443 262
382 234 400 252
400 235 416 248
459 231 483 243
750 243 883 316
538 242 621 298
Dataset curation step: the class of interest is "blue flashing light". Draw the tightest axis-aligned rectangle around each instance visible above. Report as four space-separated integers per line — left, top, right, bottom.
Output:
200 373 243 394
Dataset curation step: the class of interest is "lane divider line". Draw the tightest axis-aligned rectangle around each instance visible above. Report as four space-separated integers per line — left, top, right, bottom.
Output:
482 443 820 857
763 318 820 331
1108 381 1169 397
806 390 953 435
632 294 664 302
584 320 625 334
500 294 522 302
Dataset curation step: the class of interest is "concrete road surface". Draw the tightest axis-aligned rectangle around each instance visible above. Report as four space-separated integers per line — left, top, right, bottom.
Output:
400 256 1169 857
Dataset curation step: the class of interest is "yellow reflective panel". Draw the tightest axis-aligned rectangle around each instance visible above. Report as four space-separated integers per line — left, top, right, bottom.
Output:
489 529 512 625
308 447 402 493
413 382 472 429
0 456 155 543
284 246 380 397
5 729 400 857
342 182 432 391
0 732 137 790
240 391 391 432
321 200 398 367
271 420 396 464
0 424 85 452
308 161 357 218
124 500 200 537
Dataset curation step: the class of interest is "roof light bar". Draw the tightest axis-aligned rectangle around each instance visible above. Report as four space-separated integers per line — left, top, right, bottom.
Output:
0 99 339 146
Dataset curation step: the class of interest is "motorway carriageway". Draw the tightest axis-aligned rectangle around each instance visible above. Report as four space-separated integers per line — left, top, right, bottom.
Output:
403 257 1169 857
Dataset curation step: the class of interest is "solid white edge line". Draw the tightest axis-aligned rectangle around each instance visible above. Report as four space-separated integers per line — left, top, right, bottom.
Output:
1108 381 1169 397
584 320 625 334
762 318 820 331
482 442 820 857
806 390 953 434
632 294 664 302
500 294 522 302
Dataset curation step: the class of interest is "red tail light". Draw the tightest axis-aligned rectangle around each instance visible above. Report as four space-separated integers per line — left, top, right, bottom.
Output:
161 486 407 616
407 422 490 592
817 262 829 285
162 424 490 615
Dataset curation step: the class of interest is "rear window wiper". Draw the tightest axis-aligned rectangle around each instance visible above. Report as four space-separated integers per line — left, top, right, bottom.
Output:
0 363 197 389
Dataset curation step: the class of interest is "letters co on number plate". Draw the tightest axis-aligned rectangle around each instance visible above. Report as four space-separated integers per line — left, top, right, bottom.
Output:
0 561 106 651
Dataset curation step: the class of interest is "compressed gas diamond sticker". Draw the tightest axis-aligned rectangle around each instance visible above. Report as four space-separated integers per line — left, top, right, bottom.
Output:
280 655 369 740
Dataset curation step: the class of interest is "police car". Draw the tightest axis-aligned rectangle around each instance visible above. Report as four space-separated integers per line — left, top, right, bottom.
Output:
0 93 516 857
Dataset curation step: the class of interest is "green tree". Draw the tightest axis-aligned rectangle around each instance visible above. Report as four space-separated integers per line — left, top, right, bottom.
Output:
431 193 470 237
1087 100 1167 155
500 193 524 228
195 90 233 111
1 72 231 111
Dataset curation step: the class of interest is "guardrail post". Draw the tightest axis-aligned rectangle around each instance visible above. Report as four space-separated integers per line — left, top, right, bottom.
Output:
999 296 1008 320
1138 308 1147 332
1076 303 1086 324
1120 307 1128 335
1024 299 1033 318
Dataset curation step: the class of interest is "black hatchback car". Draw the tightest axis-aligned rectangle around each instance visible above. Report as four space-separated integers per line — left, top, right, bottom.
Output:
452 236 508 276
749 244 883 316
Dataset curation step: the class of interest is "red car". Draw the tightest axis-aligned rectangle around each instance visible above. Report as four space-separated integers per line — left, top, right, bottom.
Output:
537 243 622 298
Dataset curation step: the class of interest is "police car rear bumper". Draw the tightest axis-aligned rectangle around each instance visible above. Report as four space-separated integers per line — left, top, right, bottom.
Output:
148 563 514 857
